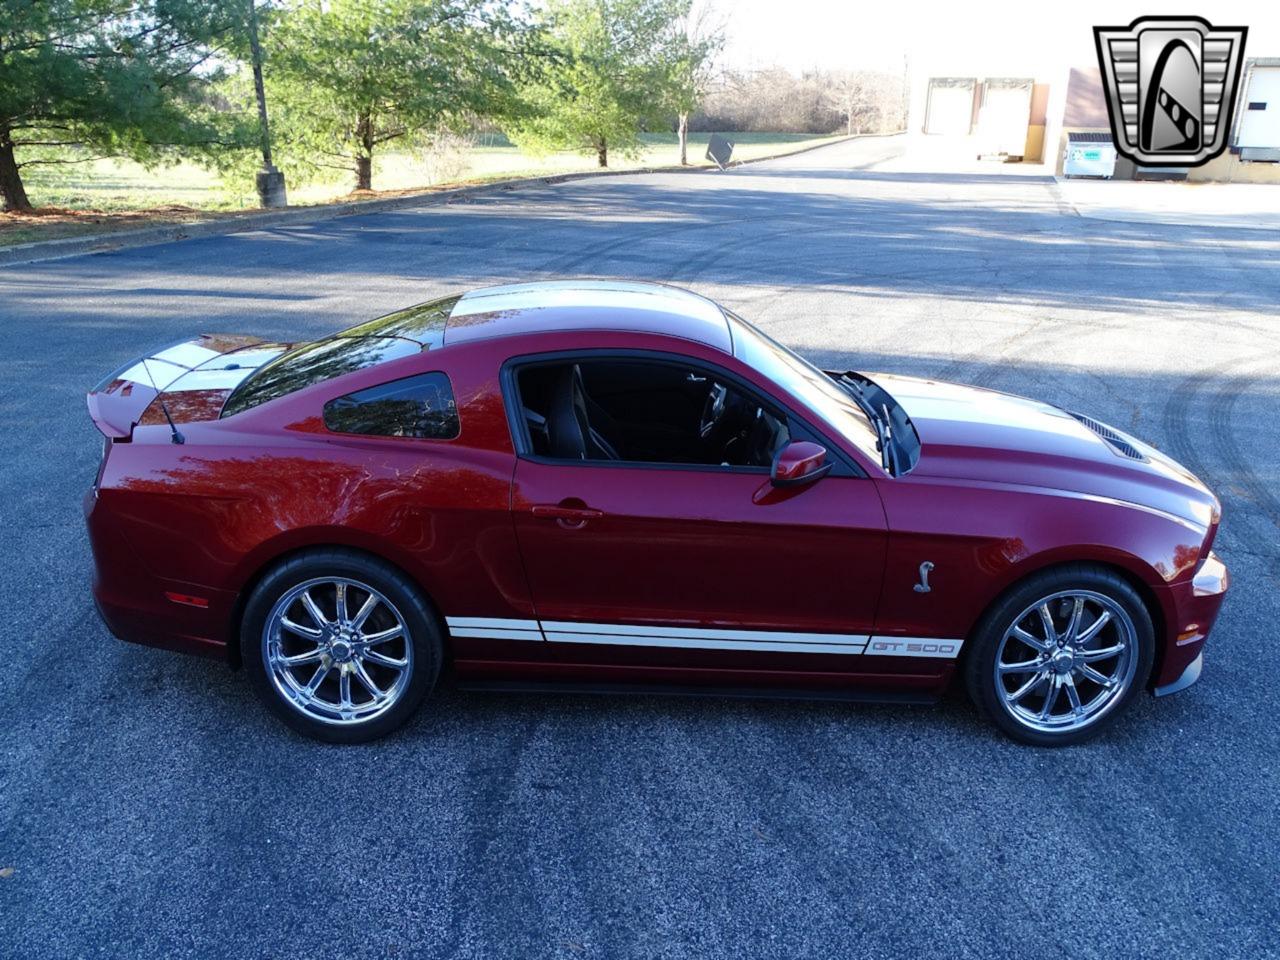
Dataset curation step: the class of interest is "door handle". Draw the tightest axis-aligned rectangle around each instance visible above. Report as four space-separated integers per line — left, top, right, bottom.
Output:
531 503 604 522
530 502 603 530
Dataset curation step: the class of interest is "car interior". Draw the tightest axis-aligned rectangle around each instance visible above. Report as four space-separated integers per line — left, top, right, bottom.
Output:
516 359 790 468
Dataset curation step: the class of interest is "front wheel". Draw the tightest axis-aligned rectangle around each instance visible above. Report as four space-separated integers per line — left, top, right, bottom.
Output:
241 549 442 743
964 565 1154 746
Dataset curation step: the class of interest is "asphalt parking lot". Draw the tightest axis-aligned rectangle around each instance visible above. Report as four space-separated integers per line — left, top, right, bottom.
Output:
2 135 1278 959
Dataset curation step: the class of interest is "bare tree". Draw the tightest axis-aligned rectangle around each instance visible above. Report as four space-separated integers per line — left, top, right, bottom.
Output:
825 70 906 136
668 0 725 164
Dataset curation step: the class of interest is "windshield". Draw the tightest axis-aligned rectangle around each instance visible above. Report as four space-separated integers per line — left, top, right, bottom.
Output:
728 313 885 469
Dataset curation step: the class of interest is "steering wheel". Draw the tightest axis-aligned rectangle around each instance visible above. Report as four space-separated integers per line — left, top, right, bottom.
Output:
699 382 728 439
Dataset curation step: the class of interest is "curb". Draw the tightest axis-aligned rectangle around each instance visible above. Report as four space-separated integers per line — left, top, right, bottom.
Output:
0 133 893 268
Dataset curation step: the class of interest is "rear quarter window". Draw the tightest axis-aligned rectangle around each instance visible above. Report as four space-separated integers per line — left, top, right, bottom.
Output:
221 336 421 418
323 372 459 440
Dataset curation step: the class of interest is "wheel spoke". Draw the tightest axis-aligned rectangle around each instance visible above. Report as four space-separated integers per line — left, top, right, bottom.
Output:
338 669 352 710
1063 674 1084 716
1038 676 1059 719
1077 664 1114 687
1038 604 1058 646
363 625 403 646
999 658 1042 674
279 647 325 667
1012 626 1051 653
364 647 408 670
1063 597 1085 644
301 590 329 629
1005 670 1045 704
351 593 379 631
353 660 385 699
1080 643 1125 662
302 662 331 698
280 617 322 641
335 582 349 624
1075 611 1112 647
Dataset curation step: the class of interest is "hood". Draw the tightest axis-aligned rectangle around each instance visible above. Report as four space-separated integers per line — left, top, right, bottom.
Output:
873 373 1220 529
87 335 291 438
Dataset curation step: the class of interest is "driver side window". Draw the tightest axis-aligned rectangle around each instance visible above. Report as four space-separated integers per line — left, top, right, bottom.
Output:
514 357 789 468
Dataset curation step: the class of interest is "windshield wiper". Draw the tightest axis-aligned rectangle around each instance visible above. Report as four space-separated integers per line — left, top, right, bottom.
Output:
836 374 894 474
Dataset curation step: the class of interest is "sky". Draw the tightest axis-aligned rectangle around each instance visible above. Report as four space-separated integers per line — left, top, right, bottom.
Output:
718 1 1280 74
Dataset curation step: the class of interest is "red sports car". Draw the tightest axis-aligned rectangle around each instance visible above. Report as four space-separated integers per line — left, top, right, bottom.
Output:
84 281 1228 745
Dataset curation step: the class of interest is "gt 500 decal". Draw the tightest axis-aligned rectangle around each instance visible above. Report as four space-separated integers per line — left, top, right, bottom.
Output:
864 637 964 659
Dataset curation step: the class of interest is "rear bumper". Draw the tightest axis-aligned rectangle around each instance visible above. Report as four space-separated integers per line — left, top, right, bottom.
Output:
1150 551 1228 693
85 488 233 660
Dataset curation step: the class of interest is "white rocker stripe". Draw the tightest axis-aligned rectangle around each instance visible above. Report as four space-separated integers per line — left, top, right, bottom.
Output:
445 616 543 641
541 621 869 655
446 617 964 659
541 621 869 645
542 631 868 656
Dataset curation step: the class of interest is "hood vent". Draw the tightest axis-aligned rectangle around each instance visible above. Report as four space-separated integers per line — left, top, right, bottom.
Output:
1070 412 1146 461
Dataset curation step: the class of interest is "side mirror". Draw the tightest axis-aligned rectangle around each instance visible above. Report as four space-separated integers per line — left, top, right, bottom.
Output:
771 440 832 488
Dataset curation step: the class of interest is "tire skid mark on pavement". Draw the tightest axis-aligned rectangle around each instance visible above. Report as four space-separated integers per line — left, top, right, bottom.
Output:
528 140 905 281
1161 352 1280 562
435 707 545 957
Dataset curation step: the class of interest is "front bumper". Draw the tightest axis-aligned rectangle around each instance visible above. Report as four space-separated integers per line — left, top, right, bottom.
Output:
1153 651 1203 697
1150 551 1228 694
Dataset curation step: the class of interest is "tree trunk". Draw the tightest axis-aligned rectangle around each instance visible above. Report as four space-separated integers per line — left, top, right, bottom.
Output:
847 114 854 136
355 155 372 191
678 113 689 165
0 134 32 213
354 110 374 191
596 138 607 168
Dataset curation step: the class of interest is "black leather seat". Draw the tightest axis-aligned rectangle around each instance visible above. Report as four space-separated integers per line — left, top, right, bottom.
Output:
546 364 620 461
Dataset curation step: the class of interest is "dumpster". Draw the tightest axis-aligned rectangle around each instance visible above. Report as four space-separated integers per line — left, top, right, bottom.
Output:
1064 132 1117 178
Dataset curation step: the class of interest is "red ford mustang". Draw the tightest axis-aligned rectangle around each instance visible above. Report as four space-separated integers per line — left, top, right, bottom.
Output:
84 281 1228 745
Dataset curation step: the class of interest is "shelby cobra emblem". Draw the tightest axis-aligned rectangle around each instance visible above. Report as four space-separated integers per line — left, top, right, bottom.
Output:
1094 16 1247 167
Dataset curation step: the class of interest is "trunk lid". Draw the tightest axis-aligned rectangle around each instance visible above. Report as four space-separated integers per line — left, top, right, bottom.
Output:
87 335 290 438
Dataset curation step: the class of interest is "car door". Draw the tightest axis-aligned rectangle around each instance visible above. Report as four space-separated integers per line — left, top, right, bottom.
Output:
505 350 889 670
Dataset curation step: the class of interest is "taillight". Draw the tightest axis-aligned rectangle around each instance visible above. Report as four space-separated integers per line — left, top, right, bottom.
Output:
93 436 111 493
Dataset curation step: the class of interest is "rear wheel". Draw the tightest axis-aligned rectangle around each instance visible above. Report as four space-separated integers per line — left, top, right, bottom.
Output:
964 565 1154 746
241 549 441 743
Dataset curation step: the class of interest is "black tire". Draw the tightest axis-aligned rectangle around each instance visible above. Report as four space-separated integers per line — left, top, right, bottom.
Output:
241 548 442 743
963 564 1155 747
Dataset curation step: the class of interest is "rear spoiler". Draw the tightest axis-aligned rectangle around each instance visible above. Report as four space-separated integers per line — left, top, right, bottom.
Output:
87 334 275 439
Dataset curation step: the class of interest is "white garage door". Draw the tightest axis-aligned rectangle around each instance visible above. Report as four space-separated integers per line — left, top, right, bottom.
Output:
1237 65 1280 150
978 81 1032 155
925 80 975 135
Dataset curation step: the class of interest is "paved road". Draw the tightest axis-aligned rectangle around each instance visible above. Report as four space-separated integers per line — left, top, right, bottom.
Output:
2 135 1278 960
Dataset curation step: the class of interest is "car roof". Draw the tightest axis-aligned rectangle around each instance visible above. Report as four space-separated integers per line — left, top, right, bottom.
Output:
442 280 734 353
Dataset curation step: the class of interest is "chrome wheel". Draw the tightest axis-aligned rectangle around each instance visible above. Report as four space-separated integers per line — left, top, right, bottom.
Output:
994 589 1138 735
262 577 413 727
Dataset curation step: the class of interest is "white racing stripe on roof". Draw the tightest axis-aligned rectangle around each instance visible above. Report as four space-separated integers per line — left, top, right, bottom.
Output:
451 280 726 326
151 342 223 370
164 367 261 391
117 358 190 390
